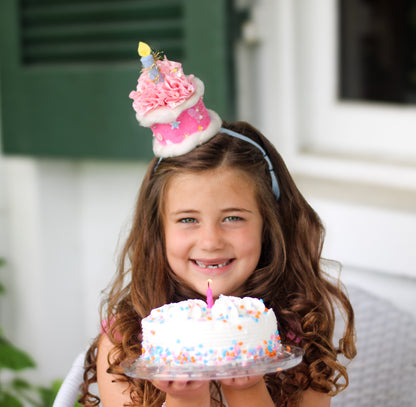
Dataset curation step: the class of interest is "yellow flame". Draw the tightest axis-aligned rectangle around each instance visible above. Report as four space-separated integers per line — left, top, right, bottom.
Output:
138 42 151 57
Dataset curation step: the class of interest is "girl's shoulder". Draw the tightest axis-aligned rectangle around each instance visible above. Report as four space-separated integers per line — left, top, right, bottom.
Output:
299 389 331 407
101 317 122 341
96 334 132 406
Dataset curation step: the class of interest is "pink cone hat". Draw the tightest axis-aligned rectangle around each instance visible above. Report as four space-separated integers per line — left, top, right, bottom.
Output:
129 42 222 158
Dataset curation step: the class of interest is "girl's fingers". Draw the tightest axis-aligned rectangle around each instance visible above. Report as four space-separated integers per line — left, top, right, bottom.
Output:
220 374 263 389
152 379 209 395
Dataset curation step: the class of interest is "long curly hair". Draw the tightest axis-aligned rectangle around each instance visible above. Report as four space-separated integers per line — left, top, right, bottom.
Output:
79 121 356 407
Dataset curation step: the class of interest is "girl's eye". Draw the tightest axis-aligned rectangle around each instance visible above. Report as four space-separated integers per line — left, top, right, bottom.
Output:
225 216 243 222
179 217 197 224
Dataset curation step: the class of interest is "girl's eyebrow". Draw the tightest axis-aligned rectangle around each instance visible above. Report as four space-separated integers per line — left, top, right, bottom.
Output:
169 209 199 216
221 207 253 214
169 208 253 215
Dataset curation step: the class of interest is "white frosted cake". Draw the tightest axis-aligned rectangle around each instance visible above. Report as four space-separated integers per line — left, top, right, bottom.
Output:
140 295 281 366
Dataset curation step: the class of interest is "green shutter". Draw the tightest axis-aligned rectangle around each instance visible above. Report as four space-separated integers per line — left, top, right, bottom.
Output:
0 0 235 159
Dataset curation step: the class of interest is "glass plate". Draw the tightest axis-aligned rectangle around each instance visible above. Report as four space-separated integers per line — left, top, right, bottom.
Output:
121 345 304 381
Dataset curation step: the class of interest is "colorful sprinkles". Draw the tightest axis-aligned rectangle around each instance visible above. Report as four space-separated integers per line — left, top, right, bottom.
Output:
141 331 281 366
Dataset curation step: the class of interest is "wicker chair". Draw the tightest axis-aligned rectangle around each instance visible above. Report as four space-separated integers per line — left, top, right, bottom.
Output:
332 285 416 407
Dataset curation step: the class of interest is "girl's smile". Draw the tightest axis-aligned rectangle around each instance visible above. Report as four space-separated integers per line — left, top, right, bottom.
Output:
191 258 234 275
163 167 263 297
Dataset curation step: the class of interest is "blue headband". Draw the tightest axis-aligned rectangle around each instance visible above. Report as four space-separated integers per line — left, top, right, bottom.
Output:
219 128 280 200
154 127 280 201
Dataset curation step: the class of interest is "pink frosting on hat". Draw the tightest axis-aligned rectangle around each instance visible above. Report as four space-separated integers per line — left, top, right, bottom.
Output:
129 57 196 117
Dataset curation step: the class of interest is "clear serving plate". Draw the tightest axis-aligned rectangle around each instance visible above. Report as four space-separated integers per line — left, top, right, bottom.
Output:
121 345 304 381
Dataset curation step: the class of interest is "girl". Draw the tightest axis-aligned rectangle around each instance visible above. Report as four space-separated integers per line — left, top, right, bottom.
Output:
80 122 356 407
80 45 356 406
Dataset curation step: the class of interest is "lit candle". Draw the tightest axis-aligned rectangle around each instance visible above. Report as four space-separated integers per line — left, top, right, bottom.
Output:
206 279 214 309
138 42 163 83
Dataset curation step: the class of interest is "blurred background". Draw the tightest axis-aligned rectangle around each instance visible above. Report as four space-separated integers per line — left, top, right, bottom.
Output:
1 0 415 387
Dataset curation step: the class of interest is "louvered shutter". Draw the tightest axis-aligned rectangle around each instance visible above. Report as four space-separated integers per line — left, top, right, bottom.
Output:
0 0 235 159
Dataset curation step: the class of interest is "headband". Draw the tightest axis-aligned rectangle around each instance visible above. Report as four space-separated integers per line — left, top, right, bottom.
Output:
219 128 280 200
129 42 280 200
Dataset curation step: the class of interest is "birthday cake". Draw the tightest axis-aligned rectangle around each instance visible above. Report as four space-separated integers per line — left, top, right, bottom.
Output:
140 295 282 366
129 42 222 158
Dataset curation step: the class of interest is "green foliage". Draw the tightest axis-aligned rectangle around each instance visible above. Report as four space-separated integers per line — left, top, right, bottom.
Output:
0 258 78 406
0 337 36 371
0 391 24 407
0 259 5 296
0 376 63 407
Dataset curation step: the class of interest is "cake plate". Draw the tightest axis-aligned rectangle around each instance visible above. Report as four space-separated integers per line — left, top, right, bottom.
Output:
121 345 304 381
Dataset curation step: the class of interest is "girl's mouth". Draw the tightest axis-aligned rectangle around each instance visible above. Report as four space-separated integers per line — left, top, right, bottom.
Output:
193 259 233 269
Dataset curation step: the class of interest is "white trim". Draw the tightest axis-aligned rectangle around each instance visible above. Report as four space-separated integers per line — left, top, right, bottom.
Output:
294 0 416 162
152 110 222 158
245 0 416 190
290 153 416 191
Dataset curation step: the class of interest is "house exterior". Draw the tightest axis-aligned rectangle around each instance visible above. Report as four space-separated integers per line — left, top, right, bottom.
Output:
1 0 415 383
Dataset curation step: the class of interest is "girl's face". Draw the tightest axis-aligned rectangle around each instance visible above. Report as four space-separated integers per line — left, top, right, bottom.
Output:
163 167 263 298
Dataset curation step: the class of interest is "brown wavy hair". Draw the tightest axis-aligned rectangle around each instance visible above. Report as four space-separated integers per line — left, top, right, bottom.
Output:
79 121 356 407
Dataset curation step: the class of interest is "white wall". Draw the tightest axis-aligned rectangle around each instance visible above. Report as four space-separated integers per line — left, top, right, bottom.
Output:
0 157 147 381
299 180 416 316
1 0 415 384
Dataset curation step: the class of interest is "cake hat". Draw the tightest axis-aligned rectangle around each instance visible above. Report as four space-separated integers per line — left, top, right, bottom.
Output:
129 42 222 158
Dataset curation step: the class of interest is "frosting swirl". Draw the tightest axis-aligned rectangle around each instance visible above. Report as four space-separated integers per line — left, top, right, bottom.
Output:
129 57 196 116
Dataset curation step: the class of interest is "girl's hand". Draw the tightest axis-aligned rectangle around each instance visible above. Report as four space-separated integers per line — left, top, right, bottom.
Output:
152 379 211 407
220 374 263 390
220 375 275 407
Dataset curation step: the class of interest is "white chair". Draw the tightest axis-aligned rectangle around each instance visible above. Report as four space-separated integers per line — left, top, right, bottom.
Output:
332 285 416 407
52 351 86 407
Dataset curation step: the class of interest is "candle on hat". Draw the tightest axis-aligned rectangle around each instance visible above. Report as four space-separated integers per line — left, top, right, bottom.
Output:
206 279 214 309
138 42 163 83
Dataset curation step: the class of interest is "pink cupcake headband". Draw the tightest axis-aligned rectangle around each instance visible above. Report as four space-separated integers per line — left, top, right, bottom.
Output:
129 42 280 200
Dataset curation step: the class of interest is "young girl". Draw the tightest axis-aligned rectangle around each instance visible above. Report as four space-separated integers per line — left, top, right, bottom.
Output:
79 45 356 407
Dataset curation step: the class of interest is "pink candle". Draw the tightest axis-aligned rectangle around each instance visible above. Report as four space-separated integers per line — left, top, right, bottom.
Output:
206 279 214 309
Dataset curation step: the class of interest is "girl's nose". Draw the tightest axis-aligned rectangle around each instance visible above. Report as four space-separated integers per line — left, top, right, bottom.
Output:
199 223 224 251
